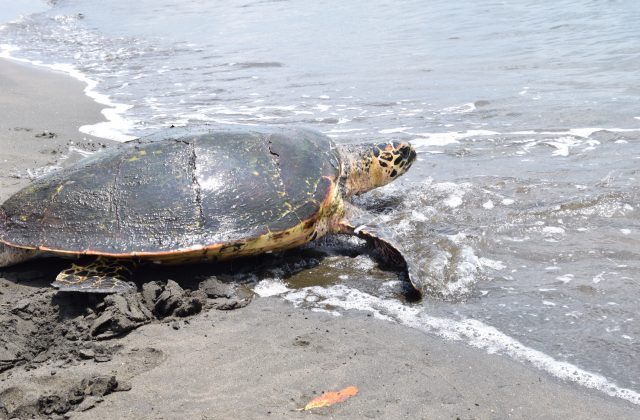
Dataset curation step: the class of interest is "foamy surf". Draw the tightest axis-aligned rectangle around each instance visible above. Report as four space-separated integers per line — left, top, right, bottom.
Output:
410 127 640 152
254 281 640 406
410 130 500 147
0 43 136 142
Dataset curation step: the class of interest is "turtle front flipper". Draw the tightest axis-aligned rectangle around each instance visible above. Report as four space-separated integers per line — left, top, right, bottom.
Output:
52 257 137 294
338 220 422 298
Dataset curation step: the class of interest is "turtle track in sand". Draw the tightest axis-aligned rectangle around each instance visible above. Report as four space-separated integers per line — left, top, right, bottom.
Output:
0 239 399 418
0 261 253 419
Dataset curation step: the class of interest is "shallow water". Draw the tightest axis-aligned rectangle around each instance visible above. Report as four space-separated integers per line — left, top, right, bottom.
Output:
1 0 639 402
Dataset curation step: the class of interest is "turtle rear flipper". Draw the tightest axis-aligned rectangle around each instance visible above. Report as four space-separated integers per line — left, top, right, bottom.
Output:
339 220 422 298
52 257 137 294
0 243 38 268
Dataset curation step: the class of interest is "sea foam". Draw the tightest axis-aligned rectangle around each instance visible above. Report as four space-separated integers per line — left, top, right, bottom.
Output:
254 281 640 406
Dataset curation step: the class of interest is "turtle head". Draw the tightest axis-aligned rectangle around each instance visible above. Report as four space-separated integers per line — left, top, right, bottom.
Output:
339 140 417 197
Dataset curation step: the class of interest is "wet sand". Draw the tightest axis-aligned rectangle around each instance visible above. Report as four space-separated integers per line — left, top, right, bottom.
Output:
0 58 638 419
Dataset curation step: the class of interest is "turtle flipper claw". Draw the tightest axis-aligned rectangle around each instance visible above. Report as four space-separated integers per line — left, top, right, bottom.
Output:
339 220 422 298
52 257 137 294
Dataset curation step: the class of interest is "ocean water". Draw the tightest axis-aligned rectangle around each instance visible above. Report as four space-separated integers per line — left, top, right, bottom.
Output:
1 0 640 404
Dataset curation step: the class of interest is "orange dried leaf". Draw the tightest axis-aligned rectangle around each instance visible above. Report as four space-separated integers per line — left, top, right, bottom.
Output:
303 386 359 410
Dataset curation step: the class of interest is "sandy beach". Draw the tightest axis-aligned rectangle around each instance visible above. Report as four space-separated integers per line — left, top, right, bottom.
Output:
0 58 638 419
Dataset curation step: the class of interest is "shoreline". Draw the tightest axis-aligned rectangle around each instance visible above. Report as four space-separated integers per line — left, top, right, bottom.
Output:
0 59 638 419
0 46 137 142
0 58 117 198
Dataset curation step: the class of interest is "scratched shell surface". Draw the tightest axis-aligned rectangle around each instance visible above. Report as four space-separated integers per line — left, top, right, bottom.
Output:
0 128 340 254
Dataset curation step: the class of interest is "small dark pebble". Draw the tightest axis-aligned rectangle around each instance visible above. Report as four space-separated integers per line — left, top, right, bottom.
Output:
35 130 57 138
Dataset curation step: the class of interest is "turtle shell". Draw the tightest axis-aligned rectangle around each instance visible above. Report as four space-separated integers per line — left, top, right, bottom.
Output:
0 128 341 258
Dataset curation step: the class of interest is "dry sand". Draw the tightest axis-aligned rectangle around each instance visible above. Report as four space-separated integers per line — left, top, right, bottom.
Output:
0 58 638 419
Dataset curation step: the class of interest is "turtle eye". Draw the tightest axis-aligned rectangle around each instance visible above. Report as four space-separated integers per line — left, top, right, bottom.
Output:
399 146 409 158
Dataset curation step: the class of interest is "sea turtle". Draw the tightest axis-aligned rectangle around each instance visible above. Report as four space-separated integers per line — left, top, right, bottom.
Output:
0 127 420 295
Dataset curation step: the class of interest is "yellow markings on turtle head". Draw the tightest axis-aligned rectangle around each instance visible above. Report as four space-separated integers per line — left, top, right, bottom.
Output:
153 150 163 155
19 215 28 221
278 191 286 197
139 150 147 156
127 155 140 162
